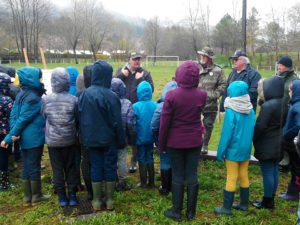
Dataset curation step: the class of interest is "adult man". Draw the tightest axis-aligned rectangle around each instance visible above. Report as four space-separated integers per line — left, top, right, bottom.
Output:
197 47 226 154
115 52 154 173
220 50 261 112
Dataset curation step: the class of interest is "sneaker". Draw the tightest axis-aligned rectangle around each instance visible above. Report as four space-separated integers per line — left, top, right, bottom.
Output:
58 193 68 207
201 146 208 155
278 192 299 201
69 193 79 206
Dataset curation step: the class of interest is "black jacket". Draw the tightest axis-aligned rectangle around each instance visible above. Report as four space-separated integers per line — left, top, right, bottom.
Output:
253 76 287 161
115 66 154 104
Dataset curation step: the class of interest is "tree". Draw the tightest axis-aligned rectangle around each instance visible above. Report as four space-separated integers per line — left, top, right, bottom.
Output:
264 21 285 59
288 3 300 60
144 16 160 65
247 7 260 56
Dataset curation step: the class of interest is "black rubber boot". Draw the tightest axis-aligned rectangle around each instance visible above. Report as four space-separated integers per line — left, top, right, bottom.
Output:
31 180 51 205
253 196 275 209
164 183 184 221
159 169 170 195
214 189 235 215
147 163 155 189
232 187 249 211
138 163 148 188
186 183 199 220
22 180 32 206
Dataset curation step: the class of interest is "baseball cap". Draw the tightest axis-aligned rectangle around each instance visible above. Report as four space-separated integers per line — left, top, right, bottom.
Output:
129 52 142 59
229 50 247 59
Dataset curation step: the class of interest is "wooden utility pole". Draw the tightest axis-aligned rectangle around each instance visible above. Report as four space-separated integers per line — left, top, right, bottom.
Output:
39 48 47 69
242 0 247 53
23 48 30 66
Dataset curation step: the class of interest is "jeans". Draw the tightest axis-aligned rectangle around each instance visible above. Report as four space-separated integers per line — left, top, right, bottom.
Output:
130 145 137 168
21 146 43 181
168 147 201 185
48 145 77 193
260 160 279 198
160 151 171 170
137 144 154 164
118 147 127 181
89 146 118 182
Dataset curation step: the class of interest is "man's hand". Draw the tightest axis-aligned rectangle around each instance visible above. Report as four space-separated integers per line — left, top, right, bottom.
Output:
121 68 130 77
12 136 20 142
135 71 144 80
1 141 8 149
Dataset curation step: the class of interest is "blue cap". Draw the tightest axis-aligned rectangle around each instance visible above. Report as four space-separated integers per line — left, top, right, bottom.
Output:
229 50 247 59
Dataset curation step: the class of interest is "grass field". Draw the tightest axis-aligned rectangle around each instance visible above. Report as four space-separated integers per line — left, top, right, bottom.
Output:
0 61 297 224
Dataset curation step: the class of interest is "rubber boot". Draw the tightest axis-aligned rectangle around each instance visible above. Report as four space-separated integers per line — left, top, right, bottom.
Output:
253 196 275 209
138 163 147 188
31 180 51 205
22 180 32 206
58 191 68 207
91 182 102 211
164 183 184 221
186 183 199 221
69 191 79 206
214 189 235 215
105 181 115 210
147 163 155 189
159 169 170 195
232 187 249 211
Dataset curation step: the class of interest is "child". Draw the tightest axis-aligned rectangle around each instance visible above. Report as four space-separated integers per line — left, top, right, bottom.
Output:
214 81 255 215
78 60 125 211
41 67 78 207
159 61 207 221
133 81 157 188
1 67 49 206
151 81 178 195
281 80 300 202
0 73 14 191
111 78 136 191
66 66 79 96
252 76 286 209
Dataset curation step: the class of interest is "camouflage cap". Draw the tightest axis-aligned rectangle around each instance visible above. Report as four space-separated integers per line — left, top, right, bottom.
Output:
129 52 142 59
197 46 215 59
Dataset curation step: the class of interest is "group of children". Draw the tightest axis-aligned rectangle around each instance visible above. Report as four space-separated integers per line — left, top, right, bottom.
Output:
0 59 299 223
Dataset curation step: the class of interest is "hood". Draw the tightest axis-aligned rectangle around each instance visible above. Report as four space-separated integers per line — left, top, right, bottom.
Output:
111 77 126 98
137 81 152 101
0 65 16 78
160 81 178 101
263 76 284 101
66 66 79 87
175 61 199 88
0 72 11 95
92 60 113 88
227 81 249 98
83 64 93 88
17 67 42 90
51 67 70 93
291 80 300 104
76 74 85 93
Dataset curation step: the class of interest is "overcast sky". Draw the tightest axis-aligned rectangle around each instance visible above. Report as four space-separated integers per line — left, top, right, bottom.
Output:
52 0 299 26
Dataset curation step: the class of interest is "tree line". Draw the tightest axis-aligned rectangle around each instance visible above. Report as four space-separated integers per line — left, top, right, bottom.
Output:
0 0 299 63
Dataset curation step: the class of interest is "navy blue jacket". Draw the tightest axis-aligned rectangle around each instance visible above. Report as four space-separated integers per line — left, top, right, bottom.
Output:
78 60 125 148
221 65 261 112
283 80 300 142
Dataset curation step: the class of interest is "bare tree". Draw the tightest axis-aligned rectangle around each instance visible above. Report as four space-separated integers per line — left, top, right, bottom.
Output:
144 16 160 65
247 7 260 56
84 0 111 61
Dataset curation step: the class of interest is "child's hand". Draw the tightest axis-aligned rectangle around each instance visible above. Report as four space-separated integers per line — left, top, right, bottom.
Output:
0 141 8 149
11 136 20 142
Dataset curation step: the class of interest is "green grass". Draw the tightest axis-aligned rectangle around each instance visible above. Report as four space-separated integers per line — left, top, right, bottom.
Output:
0 61 297 224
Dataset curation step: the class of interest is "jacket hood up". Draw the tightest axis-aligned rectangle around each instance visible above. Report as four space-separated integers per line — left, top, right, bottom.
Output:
111 77 126 98
291 80 300 104
263 76 284 101
160 81 178 101
175 61 199 88
92 60 113 88
137 81 152 101
17 67 42 90
51 67 70 93
227 81 249 97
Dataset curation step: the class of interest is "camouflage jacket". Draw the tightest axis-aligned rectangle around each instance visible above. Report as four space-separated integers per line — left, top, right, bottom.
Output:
198 64 226 113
